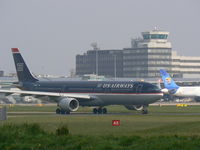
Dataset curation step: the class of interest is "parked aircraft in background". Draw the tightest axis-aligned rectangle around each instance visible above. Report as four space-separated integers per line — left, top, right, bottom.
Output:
160 69 200 99
0 48 163 114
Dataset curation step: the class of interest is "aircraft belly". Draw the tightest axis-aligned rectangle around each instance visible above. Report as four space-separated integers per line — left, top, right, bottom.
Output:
90 94 161 105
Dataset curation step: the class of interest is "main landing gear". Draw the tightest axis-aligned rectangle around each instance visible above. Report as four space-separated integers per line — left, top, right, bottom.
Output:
56 108 70 115
93 107 107 114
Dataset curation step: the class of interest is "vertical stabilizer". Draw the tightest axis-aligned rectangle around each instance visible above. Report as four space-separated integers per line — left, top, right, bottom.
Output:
160 69 179 90
11 48 38 82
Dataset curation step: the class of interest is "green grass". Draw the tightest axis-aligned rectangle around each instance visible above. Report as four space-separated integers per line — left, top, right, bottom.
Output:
1 105 200 136
6 104 57 112
4 115 200 136
2 105 200 149
1 123 200 150
6 104 200 113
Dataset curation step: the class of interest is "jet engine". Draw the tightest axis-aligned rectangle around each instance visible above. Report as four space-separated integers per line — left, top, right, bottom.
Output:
58 97 79 112
124 105 143 111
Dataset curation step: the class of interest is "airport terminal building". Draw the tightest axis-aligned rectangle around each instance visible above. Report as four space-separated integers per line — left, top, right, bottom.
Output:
0 71 4 77
76 49 123 77
123 30 171 78
171 51 200 78
76 29 200 78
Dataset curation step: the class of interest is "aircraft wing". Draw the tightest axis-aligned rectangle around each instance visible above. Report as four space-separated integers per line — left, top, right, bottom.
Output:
0 89 91 99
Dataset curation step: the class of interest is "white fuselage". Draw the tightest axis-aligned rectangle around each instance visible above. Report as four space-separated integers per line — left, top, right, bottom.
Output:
174 86 200 97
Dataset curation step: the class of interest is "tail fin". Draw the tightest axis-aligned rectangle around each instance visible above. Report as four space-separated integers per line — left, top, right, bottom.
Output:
160 69 179 90
11 48 38 82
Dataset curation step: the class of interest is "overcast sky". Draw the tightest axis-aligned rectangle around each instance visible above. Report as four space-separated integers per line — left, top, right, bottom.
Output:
0 0 200 76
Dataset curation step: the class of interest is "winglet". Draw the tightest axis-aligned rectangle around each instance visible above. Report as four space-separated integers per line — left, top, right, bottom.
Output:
11 48 19 53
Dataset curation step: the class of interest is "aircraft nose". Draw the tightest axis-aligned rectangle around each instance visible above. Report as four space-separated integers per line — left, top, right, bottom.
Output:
156 88 163 93
150 84 163 94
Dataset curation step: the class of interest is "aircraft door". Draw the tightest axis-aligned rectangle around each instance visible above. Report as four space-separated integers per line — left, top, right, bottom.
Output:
136 84 143 93
62 85 69 92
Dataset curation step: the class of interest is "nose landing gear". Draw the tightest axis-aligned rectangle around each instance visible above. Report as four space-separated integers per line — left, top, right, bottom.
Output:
142 105 148 114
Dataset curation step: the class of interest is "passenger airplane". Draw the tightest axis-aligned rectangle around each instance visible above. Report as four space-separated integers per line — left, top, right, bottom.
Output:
0 48 163 114
160 69 200 97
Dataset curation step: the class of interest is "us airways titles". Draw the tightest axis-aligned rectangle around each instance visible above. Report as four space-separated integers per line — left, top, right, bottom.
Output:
98 83 134 89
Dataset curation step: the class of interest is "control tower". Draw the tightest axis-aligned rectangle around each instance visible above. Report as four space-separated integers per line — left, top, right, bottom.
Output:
124 29 172 78
141 30 171 48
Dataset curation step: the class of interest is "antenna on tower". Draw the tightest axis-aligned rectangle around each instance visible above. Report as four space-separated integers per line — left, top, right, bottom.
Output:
154 26 158 31
91 42 99 50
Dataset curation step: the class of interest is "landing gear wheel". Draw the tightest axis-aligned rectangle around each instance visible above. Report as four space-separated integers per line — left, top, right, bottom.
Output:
61 110 70 115
93 108 98 114
56 108 70 115
65 111 70 114
61 110 66 114
142 105 148 114
142 109 148 114
102 108 107 114
93 107 107 114
56 108 61 114
98 108 103 114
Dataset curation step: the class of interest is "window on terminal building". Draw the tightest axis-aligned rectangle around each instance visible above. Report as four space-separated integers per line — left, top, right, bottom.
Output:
150 34 168 39
150 34 158 39
143 34 150 39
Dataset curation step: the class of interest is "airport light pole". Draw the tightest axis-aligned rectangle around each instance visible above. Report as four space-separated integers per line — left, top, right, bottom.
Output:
114 54 117 80
96 49 98 75
91 42 99 76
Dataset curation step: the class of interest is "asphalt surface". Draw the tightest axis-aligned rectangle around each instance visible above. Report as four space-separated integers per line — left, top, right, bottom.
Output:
7 111 200 116
5 102 200 117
